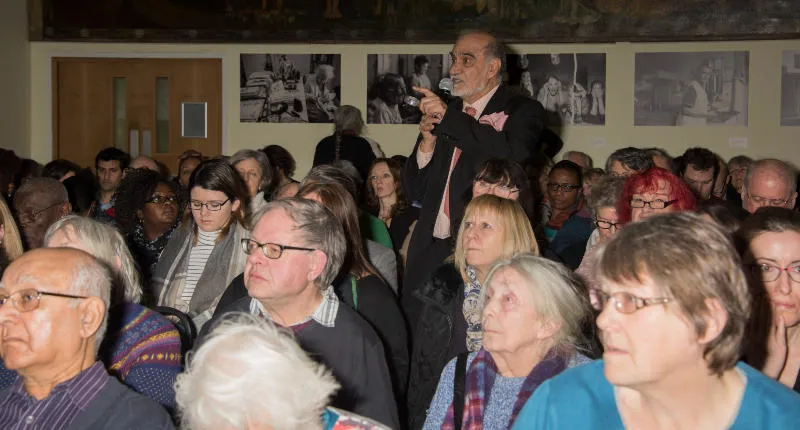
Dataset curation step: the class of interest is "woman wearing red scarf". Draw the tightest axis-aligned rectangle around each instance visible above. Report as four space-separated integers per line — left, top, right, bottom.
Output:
423 253 592 429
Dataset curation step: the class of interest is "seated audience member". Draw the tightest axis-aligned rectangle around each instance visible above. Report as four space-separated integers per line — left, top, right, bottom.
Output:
304 165 398 293
203 198 399 428
90 147 130 223
0 197 23 269
42 159 81 182
63 168 98 215
741 158 797 214
297 182 409 401
0 248 174 429
314 105 377 181
618 167 697 225
114 169 181 288
11 159 42 195
644 147 674 172
332 160 394 249
13 177 72 249
152 159 249 330
561 150 593 169
405 195 539 430
541 160 592 269
229 149 274 215
0 148 21 202
176 150 203 199
38 216 182 409
512 212 800 429
176 313 389 430
262 144 298 194
604 147 653 177
738 207 800 393
522 153 555 205
365 158 420 263
576 175 627 291
275 181 300 199
128 156 161 174
424 254 592 429
472 158 536 224
678 147 719 202
581 167 605 201
713 154 729 200
727 155 753 204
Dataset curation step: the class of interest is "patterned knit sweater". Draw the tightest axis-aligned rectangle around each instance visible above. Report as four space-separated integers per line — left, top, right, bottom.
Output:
0 302 181 411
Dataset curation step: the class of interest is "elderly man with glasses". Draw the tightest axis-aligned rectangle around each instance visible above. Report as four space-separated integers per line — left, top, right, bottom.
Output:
200 198 399 429
0 248 173 429
13 178 72 250
741 158 798 214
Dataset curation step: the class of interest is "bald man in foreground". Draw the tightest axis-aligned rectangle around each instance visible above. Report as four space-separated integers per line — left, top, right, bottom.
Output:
0 248 173 429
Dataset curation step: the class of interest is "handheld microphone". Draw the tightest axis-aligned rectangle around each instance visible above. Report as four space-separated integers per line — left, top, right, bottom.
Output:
404 78 454 108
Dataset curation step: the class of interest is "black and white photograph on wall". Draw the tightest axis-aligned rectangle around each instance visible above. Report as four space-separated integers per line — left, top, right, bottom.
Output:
366 54 449 125
781 50 800 126
505 53 607 126
240 54 341 123
634 51 749 126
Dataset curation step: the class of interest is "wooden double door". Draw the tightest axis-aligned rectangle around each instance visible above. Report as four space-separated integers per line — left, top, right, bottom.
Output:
53 57 222 173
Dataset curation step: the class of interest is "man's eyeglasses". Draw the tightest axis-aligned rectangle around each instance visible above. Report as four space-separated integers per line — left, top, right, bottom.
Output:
594 218 619 230
241 239 315 260
749 263 800 283
146 195 178 205
189 199 230 212
0 289 89 313
547 183 581 193
630 198 677 209
473 180 519 196
745 193 790 207
589 289 671 314
18 202 64 225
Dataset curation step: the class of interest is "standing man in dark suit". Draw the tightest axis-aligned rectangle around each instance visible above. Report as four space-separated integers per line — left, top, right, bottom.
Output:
401 31 545 319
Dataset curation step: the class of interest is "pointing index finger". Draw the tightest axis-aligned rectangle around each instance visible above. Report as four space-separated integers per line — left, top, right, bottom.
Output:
413 86 436 97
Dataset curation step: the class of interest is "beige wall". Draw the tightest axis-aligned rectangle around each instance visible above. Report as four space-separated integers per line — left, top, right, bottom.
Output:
1 0 30 157
29 39 800 176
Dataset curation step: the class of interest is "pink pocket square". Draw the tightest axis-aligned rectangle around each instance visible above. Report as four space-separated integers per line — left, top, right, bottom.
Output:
478 112 509 131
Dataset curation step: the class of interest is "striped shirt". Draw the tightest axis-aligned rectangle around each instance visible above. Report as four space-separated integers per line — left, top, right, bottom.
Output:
181 229 219 306
250 285 339 328
0 361 108 430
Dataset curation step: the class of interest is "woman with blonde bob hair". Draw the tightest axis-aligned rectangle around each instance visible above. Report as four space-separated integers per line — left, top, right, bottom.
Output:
513 212 800 429
404 194 539 429
425 254 592 428
176 313 389 430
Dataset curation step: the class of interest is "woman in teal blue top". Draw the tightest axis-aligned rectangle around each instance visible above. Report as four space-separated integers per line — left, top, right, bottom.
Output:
514 213 800 429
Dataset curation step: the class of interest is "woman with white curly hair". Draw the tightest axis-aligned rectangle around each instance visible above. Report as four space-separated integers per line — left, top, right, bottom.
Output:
176 313 389 430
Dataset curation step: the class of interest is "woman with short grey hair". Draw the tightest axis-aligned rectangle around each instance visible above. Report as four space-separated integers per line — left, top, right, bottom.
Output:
424 253 592 429
313 105 377 181
577 175 626 292
176 313 390 430
229 149 274 215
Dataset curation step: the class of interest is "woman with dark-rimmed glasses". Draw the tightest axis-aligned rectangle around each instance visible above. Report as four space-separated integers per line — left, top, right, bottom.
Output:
540 160 593 269
152 160 249 331
618 167 696 225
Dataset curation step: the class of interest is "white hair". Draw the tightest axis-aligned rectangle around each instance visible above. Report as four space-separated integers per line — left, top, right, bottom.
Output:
482 253 590 356
175 313 340 430
44 215 143 304
562 151 593 169
69 252 112 352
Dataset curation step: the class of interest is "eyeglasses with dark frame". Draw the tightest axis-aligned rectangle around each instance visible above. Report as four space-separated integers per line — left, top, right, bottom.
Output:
748 263 800 283
0 288 89 313
146 195 179 205
241 239 316 260
589 289 671 314
594 218 620 230
189 199 230 212
18 202 64 225
547 182 581 193
629 198 677 210
473 179 520 196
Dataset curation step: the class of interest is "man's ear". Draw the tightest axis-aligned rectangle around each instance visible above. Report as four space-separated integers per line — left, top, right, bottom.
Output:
78 297 106 340
698 298 728 345
307 250 329 283
487 57 501 79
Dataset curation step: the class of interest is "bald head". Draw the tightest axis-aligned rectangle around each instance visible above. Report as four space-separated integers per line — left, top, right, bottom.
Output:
742 159 798 213
128 156 160 174
14 178 71 249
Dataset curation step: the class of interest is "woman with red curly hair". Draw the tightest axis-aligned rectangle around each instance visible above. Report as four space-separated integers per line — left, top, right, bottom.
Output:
618 167 697 225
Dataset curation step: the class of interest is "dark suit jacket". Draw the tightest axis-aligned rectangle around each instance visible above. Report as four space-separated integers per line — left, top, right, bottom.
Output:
401 84 545 296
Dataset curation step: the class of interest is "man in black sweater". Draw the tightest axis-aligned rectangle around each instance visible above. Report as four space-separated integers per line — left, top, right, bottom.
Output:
200 198 399 429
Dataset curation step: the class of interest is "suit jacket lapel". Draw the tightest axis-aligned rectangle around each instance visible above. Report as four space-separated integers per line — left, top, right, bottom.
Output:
481 84 509 117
